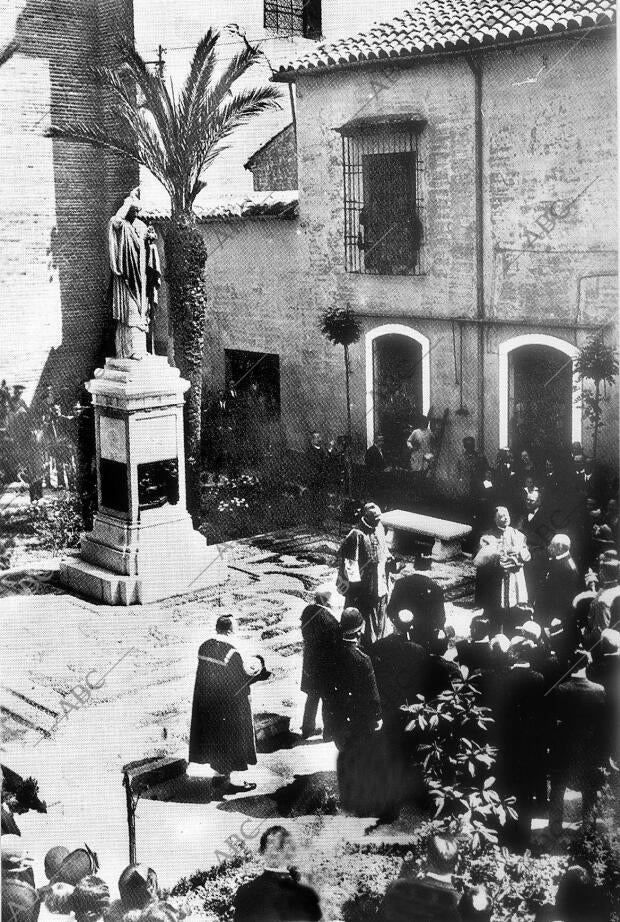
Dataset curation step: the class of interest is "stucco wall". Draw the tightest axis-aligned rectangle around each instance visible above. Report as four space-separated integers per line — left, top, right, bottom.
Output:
154 28 617 476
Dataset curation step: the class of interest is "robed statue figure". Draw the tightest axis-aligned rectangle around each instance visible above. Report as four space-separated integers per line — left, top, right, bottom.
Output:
108 188 160 359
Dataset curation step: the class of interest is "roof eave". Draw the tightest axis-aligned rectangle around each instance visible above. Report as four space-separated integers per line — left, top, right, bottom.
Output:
271 20 615 83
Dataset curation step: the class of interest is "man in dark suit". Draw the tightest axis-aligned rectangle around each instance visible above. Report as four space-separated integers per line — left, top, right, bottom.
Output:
234 826 321 922
381 834 461 922
548 657 607 837
387 573 446 649
328 608 382 751
495 640 547 849
365 433 385 473
370 609 428 756
300 586 340 739
455 617 493 674
535 534 582 626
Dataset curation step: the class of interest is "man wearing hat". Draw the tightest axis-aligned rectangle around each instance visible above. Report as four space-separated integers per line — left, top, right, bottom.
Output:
189 614 270 794
105 864 159 922
327 608 381 752
586 554 620 641
2 876 41 922
339 502 392 649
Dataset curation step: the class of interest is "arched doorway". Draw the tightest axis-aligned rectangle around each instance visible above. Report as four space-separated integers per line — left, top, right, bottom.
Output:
498 334 581 462
365 324 430 465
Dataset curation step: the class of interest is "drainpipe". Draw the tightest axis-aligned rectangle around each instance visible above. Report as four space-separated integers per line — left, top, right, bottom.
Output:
466 54 486 452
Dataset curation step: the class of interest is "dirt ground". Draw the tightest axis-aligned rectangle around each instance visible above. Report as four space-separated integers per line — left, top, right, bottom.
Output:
1 529 479 896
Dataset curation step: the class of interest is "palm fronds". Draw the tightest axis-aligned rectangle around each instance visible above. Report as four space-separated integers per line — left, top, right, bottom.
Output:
47 29 282 215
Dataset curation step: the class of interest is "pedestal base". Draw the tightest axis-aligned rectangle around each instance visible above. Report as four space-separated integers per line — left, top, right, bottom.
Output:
60 538 225 605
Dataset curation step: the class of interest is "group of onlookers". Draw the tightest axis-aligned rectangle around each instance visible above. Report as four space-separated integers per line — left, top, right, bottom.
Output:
2 838 177 922
0 381 86 500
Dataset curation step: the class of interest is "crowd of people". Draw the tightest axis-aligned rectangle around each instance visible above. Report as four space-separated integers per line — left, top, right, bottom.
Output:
0 381 91 501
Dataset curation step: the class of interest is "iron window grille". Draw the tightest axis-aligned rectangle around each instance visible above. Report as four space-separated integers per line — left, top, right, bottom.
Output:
264 0 322 39
338 116 426 276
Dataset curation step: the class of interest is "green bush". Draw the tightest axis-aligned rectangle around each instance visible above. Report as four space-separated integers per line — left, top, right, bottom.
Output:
403 671 516 849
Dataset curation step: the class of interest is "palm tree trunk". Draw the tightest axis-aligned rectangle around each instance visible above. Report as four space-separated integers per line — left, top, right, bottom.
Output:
164 213 208 521
344 343 353 498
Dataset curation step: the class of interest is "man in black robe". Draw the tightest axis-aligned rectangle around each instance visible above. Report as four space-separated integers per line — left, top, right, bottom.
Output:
300 586 339 739
189 615 270 794
234 826 321 922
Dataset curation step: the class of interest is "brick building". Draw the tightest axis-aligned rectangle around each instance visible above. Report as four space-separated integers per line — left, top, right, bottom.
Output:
172 0 617 481
0 0 137 406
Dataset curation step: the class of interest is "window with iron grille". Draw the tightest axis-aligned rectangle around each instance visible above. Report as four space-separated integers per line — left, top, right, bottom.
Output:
339 117 425 276
264 0 322 39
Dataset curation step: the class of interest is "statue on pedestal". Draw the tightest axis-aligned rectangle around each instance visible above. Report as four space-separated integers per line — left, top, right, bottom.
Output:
108 189 161 359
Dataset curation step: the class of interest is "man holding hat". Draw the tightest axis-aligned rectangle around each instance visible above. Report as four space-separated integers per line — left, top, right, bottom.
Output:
189 614 270 793
339 502 392 650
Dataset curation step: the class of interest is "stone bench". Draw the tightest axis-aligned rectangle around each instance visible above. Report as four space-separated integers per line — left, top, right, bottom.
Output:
382 509 472 561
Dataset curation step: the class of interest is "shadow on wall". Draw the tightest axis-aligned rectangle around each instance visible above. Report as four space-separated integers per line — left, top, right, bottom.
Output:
13 0 136 410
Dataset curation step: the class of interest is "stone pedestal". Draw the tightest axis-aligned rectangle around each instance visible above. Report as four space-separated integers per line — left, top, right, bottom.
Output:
60 356 226 605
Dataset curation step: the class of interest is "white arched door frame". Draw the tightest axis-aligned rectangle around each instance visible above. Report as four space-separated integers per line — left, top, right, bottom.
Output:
365 323 430 448
498 333 581 448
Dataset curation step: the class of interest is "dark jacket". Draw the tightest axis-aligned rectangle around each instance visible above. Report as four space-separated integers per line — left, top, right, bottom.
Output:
455 640 494 674
300 604 339 697
387 574 446 642
234 870 321 922
549 675 608 786
381 876 461 922
370 634 428 712
328 641 381 745
495 666 547 789
365 444 385 473
535 555 582 625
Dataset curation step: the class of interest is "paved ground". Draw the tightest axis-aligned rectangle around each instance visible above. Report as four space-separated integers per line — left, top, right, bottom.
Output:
1 528 480 894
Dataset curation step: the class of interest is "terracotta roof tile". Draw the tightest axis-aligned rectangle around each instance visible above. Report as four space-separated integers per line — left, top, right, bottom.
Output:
274 0 615 78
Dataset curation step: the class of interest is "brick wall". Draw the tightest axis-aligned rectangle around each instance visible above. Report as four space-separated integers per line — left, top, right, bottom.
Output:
245 124 298 191
0 0 137 408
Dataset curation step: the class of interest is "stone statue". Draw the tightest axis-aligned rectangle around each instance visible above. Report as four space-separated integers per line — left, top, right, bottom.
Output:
108 189 160 359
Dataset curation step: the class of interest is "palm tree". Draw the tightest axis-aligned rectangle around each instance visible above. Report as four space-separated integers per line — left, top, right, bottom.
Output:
320 304 362 497
47 30 281 515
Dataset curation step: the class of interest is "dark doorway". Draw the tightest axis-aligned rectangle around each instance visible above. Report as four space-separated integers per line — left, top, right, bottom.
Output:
509 344 573 462
224 349 280 418
373 334 423 466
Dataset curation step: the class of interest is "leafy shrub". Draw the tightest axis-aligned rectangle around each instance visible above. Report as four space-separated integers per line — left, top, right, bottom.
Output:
568 779 620 920
403 672 516 849
22 492 85 555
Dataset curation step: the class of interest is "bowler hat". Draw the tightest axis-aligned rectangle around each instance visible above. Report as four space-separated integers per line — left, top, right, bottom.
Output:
51 845 98 886
44 846 70 882
340 607 363 637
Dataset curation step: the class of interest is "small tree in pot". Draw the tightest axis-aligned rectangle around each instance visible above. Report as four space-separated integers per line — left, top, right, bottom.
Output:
319 304 362 498
575 335 618 461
